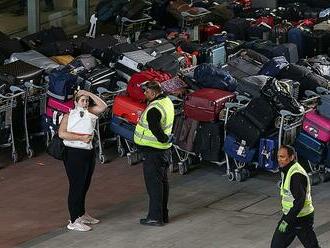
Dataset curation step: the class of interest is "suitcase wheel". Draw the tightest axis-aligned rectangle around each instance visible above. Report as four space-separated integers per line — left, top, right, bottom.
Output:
178 161 188 175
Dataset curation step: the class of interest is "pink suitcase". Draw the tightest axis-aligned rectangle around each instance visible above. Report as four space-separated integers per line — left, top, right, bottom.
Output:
46 97 74 118
303 110 330 142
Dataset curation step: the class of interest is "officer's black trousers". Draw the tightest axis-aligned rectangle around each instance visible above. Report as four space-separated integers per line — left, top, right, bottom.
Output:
142 149 170 222
271 214 320 248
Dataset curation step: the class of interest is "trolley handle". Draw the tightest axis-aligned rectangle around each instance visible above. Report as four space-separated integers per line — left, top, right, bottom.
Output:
24 81 45 89
121 14 152 24
181 10 211 18
279 109 304 118
0 86 25 99
225 102 246 109
236 95 251 104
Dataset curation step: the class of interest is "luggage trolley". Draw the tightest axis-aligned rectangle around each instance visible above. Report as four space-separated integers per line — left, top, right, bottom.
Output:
95 82 127 164
119 14 153 42
0 86 25 163
21 81 48 158
223 95 252 181
180 10 211 41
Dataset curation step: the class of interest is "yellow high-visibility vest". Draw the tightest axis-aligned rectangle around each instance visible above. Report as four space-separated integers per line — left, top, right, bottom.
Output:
281 162 314 217
134 97 174 149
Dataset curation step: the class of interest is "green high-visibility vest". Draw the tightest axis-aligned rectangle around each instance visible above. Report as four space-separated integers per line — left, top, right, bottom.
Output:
134 96 174 149
280 162 314 218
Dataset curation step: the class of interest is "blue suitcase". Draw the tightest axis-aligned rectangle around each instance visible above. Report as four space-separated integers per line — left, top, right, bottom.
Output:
258 137 278 172
109 116 135 142
288 28 314 59
294 132 326 164
224 135 256 163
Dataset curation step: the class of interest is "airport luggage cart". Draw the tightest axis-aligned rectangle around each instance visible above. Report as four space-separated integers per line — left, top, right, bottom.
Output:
223 95 253 181
21 81 48 158
0 86 25 163
119 14 153 42
180 10 211 41
95 83 127 164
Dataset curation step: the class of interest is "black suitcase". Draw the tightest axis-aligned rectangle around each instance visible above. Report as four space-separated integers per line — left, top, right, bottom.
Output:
103 42 140 64
0 31 9 42
223 18 250 41
36 40 75 57
312 31 330 56
0 39 25 60
241 97 276 134
20 26 67 49
226 111 262 148
236 75 269 98
81 35 120 61
194 121 224 162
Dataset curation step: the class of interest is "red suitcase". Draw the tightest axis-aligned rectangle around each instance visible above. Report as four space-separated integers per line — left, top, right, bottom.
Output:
112 95 147 124
199 24 222 43
184 88 236 122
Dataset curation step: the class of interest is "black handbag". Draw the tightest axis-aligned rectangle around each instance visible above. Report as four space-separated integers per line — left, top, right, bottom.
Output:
46 133 65 160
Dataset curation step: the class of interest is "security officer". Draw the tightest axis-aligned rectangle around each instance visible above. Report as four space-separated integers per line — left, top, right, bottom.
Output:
134 81 174 226
271 145 320 248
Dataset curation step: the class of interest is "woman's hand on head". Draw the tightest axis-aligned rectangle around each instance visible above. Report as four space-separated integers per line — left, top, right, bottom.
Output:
77 90 90 97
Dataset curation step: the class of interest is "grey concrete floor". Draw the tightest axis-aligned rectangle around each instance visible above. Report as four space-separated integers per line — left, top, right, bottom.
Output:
17 164 330 248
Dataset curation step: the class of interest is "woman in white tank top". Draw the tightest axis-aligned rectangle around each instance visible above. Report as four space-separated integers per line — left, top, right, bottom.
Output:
59 90 107 232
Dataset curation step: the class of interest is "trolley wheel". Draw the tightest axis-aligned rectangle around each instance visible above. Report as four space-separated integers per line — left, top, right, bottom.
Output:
27 148 34 158
235 169 247 182
99 154 106 164
117 146 126 157
178 162 188 175
227 171 235 181
309 173 321 186
242 168 251 178
12 152 19 163
127 153 134 166
169 162 174 173
320 171 330 183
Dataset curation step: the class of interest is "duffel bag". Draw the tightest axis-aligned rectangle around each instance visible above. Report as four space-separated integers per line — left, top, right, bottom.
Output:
193 63 237 91
47 68 78 101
